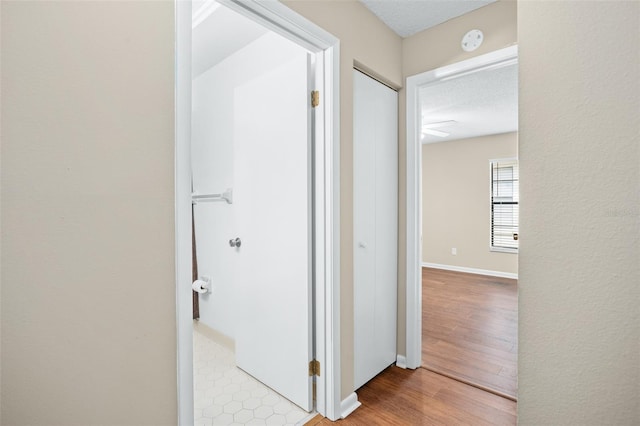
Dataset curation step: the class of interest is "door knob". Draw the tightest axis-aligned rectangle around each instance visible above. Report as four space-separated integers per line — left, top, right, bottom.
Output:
229 238 242 248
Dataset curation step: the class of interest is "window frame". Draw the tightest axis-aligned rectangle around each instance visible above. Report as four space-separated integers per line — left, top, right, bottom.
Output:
489 157 519 254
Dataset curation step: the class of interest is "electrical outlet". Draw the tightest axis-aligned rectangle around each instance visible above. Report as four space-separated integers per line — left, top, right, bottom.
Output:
451 248 457 255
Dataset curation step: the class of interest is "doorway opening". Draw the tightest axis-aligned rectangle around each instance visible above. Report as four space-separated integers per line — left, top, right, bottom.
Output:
191 4 315 423
405 46 519 401
175 1 341 424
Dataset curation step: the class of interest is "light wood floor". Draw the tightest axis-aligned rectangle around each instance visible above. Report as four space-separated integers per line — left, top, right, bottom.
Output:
307 367 516 425
422 267 518 400
306 267 518 424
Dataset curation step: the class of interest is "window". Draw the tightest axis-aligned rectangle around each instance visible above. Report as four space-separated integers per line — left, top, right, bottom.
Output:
491 159 519 252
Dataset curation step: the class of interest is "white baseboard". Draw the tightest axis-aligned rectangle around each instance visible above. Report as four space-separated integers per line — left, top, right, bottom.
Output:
193 320 235 352
340 392 361 419
422 262 518 280
396 354 407 369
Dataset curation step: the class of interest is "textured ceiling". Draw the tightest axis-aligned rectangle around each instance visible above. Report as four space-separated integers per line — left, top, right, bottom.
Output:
420 63 518 144
360 0 497 37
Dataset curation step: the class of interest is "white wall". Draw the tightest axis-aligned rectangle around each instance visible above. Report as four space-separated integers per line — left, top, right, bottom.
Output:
191 32 307 339
422 133 518 275
518 1 639 424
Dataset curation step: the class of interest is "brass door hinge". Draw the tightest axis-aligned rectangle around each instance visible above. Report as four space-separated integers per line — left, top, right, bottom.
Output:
312 382 317 401
308 359 321 376
311 90 320 108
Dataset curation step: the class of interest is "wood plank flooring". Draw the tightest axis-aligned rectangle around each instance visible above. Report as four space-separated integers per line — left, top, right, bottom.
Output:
307 367 516 425
306 267 517 424
422 267 518 400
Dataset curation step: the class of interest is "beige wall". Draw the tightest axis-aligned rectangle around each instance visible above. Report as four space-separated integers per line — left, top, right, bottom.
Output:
518 1 639 424
402 0 518 77
0 1 177 425
281 0 402 399
422 133 518 275
398 0 518 357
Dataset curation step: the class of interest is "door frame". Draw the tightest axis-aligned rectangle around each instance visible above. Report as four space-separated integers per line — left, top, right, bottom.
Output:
175 1 342 424
404 45 519 369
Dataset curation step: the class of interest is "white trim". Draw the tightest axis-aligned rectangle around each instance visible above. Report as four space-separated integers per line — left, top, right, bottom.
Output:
405 74 422 371
175 0 341 422
323 43 342 422
422 262 518 280
490 247 518 254
218 0 336 53
340 392 361 419
175 1 193 424
405 45 518 372
419 46 518 86
396 354 407 369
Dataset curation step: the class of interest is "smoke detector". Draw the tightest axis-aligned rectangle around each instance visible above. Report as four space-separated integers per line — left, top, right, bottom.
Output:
462 29 483 52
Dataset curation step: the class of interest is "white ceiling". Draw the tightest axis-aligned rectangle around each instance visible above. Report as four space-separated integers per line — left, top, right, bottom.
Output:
420 63 518 144
192 1 267 78
359 0 497 37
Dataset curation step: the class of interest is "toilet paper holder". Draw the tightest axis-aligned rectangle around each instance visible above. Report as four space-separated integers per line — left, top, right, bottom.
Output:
192 276 211 294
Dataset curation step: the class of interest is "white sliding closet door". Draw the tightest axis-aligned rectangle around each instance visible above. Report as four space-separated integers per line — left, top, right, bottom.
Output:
353 70 398 390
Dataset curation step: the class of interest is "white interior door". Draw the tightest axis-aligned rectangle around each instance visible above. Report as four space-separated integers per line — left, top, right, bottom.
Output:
353 69 398 390
233 53 313 411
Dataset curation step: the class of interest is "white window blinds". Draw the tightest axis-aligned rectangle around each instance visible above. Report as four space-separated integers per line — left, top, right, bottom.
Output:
491 159 519 252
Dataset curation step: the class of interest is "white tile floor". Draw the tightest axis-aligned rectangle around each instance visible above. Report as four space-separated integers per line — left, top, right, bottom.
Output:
193 327 311 426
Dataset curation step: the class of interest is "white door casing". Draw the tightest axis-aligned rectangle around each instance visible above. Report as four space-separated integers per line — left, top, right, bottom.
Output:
175 2 194 424
176 0 342 421
404 46 518 370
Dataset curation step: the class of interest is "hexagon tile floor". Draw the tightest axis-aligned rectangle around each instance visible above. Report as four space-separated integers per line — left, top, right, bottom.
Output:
194 326 312 425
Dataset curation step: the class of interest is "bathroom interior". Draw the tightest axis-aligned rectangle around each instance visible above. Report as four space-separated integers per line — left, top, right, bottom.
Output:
190 1 315 424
